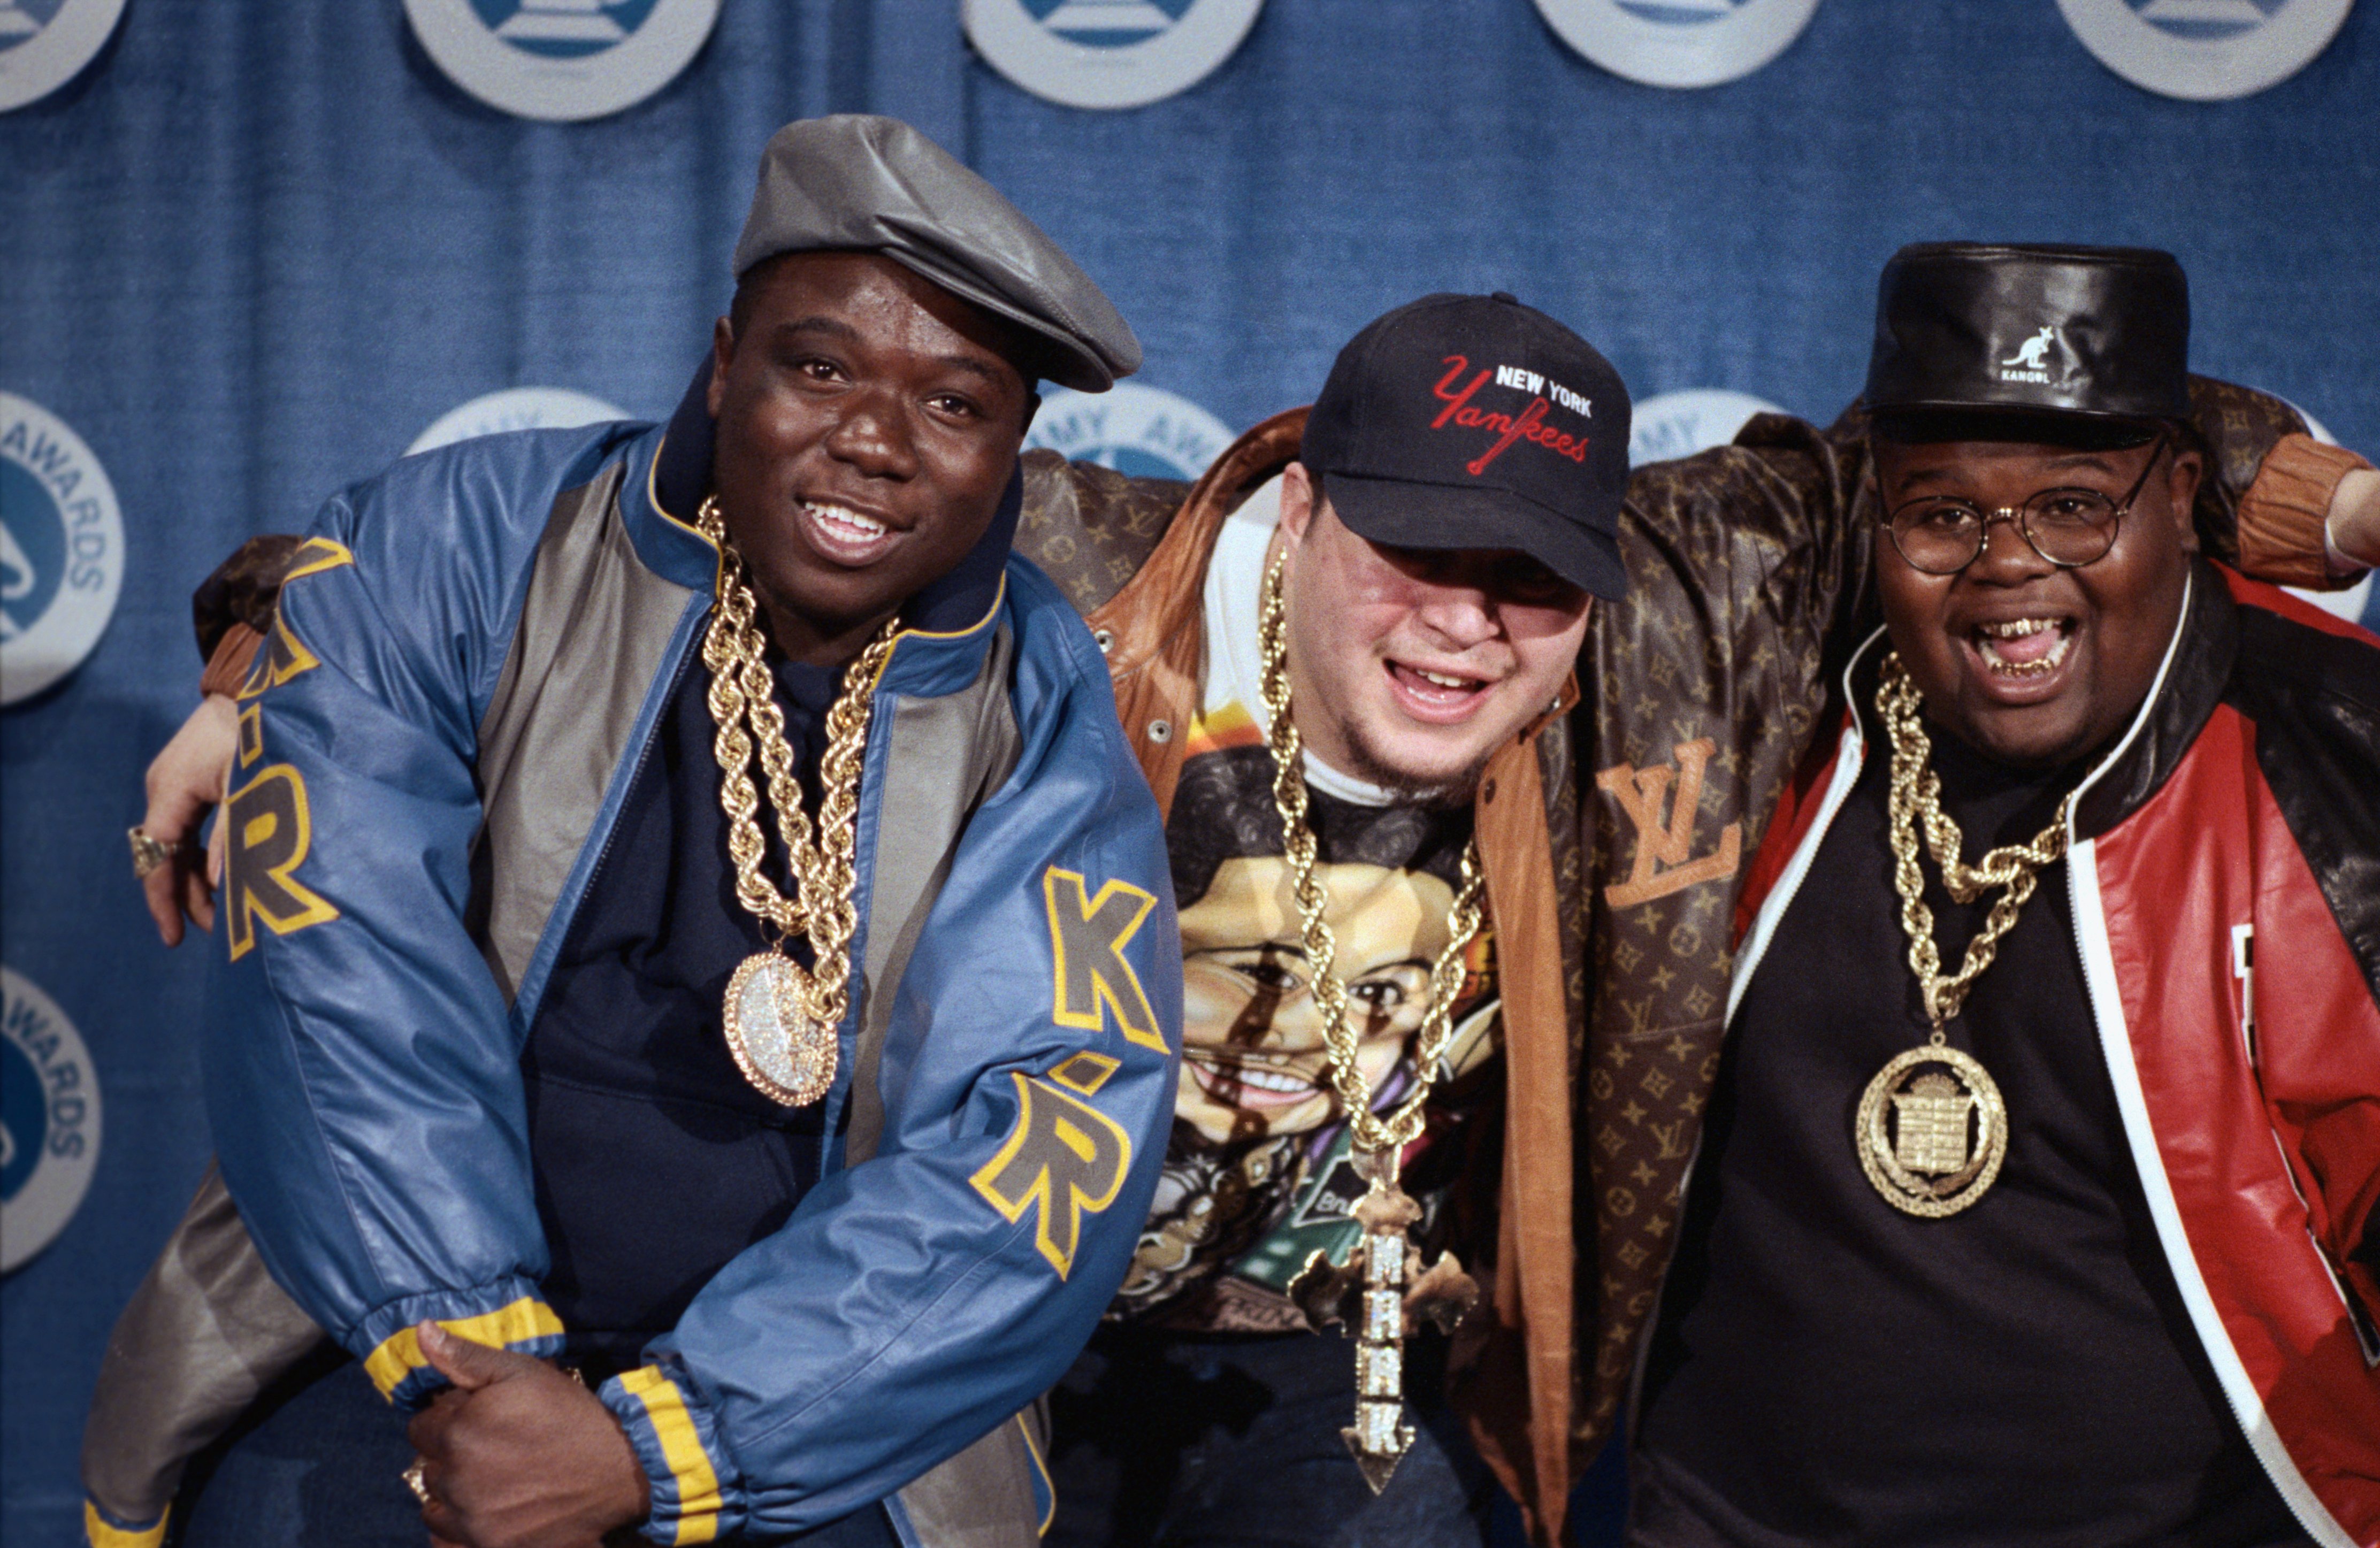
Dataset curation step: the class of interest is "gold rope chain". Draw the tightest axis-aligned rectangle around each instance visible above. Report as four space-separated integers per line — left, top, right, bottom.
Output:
696 495 897 1036
1258 550 1485 1155
1877 653 2076 1033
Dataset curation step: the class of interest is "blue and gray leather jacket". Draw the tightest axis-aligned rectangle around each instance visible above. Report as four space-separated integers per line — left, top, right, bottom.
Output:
202 406 1181 1544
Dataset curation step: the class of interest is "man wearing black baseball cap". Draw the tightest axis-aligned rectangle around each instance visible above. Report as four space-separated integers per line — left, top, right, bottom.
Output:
1031 291 1627 1546
1627 243 2380 1545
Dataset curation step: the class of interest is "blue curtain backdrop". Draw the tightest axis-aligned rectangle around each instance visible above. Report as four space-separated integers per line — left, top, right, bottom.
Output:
2 1 2375 1541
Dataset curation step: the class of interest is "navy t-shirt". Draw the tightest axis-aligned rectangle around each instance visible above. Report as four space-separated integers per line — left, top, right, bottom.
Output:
521 645 841 1369
1629 706 2304 1547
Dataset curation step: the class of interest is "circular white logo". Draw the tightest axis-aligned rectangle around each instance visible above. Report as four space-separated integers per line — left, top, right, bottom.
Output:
1627 388 1787 467
964 0 1264 110
1 392 124 706
407 386 631 456
2056 0 2352 101
403 0 720 122
1 967 102 1274
1534 0 1822 89
0 0 126 113
1026 381 1236 481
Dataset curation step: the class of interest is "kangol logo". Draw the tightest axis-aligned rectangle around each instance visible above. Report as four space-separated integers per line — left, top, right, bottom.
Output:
1 967 102 1274
1 391 124 706
1026 381 1235 483
0 0 125 112
1995 324 2071 385
2057 0 2350 100
1534 0 1822 89
964 0 1263 110
403 0 720 121
407 386 632 457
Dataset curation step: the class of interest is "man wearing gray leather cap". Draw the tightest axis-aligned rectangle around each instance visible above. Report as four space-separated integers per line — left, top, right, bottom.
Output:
81 114 1180 1548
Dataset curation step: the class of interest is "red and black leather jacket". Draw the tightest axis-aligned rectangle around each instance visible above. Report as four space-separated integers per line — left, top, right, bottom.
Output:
1733 563 2380 1547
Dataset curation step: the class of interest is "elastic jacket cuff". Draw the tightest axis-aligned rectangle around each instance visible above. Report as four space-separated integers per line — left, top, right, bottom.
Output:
353 1284 564 1409
601 1362 747 1545
83 1500 168 1548
2235 433 2375 590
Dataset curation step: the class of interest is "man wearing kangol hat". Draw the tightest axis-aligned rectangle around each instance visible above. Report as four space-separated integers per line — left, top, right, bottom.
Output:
1629 243 2380 1546
79 114 1179 1548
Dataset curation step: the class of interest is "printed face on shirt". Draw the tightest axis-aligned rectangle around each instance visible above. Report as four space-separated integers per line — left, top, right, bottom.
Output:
1176 855 1466 1145
1274 463 1589 796
707 251 1040 666
1873 433 2201 770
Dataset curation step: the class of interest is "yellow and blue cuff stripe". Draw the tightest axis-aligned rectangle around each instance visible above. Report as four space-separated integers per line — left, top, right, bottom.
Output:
603 1363 744 1545
82 1501 167 1548
357 1290 566 1409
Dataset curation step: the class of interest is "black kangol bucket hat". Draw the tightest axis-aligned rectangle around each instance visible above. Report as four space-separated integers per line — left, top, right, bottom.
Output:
1865 242 2190 425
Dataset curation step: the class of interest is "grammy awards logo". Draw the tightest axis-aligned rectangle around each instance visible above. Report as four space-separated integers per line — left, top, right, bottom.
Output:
1 392 123 706
1 966 102 1275
1626 388 1787 468
405 386 631 457
1533 0 1822 89
2056 0 2350 99
0 0 125 112
964 0 1264 110
1025 382 1236 482
404 0 719 121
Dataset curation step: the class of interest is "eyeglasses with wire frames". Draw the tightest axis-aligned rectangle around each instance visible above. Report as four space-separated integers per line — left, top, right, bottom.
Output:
1877 434 2170 576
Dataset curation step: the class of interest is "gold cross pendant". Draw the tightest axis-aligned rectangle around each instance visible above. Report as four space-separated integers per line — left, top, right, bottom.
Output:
1287 1147 1480 1492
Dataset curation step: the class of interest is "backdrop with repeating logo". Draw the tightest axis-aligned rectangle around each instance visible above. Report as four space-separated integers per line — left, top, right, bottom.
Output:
2 1 2374 1542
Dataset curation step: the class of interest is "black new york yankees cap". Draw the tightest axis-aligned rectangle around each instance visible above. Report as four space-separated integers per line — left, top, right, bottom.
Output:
1302 293 1633 601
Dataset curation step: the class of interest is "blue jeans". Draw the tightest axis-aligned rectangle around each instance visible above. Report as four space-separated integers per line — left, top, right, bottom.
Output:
172 1352 899 1547
1045 1325 1496 1548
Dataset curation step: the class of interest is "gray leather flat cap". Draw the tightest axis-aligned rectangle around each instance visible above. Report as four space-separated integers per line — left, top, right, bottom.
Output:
732 114 1141 393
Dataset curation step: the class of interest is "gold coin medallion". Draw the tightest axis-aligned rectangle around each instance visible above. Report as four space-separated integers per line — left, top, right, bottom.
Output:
722 950 839 1108
1856 1044 2007 1218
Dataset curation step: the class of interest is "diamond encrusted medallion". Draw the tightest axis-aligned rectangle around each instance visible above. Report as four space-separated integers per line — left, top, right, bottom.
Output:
722 950 838 1108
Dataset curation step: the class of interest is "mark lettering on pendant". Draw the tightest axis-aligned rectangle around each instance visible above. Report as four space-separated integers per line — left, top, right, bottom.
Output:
1043 867 1167 1052
970 1064 1134 1278
1597 738 1742 909
224 764 340 960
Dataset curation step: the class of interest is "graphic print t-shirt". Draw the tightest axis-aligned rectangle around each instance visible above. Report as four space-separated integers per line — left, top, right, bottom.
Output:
1111 477 1499 1333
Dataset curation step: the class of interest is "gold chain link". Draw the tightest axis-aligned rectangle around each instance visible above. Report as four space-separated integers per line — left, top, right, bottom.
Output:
1877 653 2075 1034
1258 549 1484 1155
697 495 897 1033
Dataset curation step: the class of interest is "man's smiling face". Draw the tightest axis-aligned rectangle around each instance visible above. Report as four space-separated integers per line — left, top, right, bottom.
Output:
706 250 1038 665
1274 461 1590 796
1873 431 2202 769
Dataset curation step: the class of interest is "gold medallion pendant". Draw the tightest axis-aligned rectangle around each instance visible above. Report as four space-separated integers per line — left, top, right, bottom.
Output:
1856 1043 2008 1218
1257 551 1484 1492
722 951 840 1108
1862 654 2076 1220
697 495 898 1109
